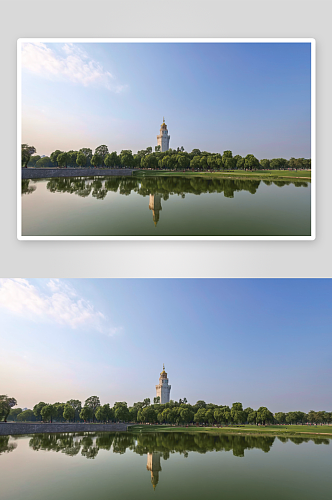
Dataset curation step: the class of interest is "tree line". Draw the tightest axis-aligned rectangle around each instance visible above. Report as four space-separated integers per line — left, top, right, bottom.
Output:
22 144 311 172
2 395 330 426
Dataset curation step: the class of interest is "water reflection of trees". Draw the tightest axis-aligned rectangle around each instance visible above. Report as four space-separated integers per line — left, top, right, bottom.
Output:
0 436 17 455
25 431 328 460
21 180 36 195
35 176 309 201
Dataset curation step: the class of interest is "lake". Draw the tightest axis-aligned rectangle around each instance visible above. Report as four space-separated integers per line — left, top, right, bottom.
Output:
1 431 330 500
21 176 311 237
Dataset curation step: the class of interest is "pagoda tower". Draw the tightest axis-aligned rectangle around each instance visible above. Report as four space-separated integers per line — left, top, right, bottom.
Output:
156 364 171 404
157 117 170 152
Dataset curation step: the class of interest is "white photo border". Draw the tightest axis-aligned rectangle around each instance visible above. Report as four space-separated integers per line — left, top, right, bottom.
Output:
17 37 316 241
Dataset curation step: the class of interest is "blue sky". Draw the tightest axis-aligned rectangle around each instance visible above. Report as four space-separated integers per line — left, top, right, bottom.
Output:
0 279 329 412
21 41 311 159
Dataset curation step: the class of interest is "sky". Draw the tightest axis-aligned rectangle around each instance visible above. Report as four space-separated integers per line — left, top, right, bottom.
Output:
21 41 311 159
0 278 330 413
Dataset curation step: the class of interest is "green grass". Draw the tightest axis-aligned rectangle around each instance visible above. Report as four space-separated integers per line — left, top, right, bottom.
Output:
128 424 331 438
132 169 311 181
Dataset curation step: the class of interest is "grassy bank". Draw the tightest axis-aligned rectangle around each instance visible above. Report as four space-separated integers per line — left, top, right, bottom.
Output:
132 169 311 181
128 424 331 438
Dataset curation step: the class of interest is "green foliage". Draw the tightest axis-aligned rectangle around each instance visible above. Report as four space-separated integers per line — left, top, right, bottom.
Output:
50 150 63 167
35 156 54 168
95 145 109 165
244 154 260 170
21 144 36 167
76 152 87 168
0 395 17 422
16 409 35 421
260 159 270 170
120 150 134 168
256 407 274 425
41 404 55 423
114 402 129 422
80 406 92 422
27 155 41 167
8 408 23 421
33 402 47 421
84 396 101 422
104 152 120 168
91 153 102 168
63 404 75 422
57 152 70 168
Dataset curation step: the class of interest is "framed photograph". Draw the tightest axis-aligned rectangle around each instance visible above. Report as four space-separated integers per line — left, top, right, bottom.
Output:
18 38 315 240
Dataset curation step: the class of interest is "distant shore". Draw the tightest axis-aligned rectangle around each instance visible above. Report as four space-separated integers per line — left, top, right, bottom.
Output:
22 167 311 182
128 424 331 438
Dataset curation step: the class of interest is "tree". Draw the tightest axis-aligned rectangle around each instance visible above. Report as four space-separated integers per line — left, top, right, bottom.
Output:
247 411 257 425
63 404 75 422
244 154 260 170
33 402 47 421
76 152 87 168
234 155 244 170
114 403 129 422
68 151 78 167
80 406 92 422
35 157 54 168
27 155 41 167
222 150 233 165
194 408 206 425
78 148 93 166
95 145 109 165
105 152 120 168
205 409 215 426
66 400 82 422
120 150 134 168
140 406 157 424
21 144 37 167
57 152 70 168
176 154 190 170
8 408 23 421
190 156 201 170
84 396 101 422
17 410 35 421
260 159 270 170
256 407 273 425
41 404 55 423
224 157 236 170
231 402 246 424
50 150 63 167
91 153 102 168
155 145 161 152
54 403 66 421
178 407 193 425
274 412 286 424
95 404 114 423
154 396 160 404
0 396 17 422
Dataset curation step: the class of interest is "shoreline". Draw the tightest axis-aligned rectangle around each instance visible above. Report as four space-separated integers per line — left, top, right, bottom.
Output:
22 168 311 182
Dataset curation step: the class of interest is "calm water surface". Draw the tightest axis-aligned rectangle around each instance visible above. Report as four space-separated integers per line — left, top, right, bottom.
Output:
1 432 330 500
22 176 311 236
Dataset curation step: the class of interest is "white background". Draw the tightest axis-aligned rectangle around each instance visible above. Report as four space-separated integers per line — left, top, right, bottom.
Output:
1 0 331 277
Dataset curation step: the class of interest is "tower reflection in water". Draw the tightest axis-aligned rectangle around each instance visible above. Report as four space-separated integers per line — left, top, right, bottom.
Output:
149 194 162 226
146 452 162 490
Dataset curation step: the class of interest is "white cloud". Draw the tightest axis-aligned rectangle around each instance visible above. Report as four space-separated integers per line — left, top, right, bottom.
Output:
21 42 127 92
0 279 120 335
